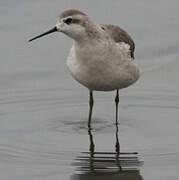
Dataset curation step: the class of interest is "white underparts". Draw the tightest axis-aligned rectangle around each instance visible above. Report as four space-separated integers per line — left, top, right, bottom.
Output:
66 42 139 91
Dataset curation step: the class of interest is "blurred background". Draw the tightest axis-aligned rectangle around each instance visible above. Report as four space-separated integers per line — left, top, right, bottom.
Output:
0 0 179 179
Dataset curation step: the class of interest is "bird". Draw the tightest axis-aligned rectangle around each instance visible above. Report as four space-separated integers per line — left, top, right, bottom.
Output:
29 9 140 129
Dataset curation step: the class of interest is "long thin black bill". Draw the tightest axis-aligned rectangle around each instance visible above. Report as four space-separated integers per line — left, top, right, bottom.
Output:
28 26 57 42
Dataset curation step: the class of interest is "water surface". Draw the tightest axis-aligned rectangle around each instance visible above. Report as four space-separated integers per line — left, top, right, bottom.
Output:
0 0 179 179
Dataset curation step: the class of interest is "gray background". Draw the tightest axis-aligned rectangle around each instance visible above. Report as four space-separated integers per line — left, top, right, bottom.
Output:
0 0 179 179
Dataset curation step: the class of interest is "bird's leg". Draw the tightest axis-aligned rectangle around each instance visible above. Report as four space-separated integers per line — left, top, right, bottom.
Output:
115 89 119 125
88 90 94 129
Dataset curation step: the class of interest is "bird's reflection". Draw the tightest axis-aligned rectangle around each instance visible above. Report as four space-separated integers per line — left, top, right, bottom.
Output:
71 124 143 180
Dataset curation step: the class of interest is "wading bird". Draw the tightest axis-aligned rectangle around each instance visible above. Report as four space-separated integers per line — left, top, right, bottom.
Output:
29 9 140 129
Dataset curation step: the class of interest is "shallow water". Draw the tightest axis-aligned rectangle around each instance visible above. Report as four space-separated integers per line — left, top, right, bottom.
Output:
1 0 179 179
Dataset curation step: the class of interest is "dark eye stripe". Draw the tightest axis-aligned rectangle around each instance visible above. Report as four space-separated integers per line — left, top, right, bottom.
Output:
64 18 81 25
64 18 73 25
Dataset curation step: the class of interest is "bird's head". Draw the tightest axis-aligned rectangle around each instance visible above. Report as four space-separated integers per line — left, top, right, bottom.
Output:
29 9 95 42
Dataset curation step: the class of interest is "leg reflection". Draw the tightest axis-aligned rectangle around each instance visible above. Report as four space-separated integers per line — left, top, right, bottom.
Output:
88 129 95 156
88 129 95 172
71 128 143 180
115 122 120 156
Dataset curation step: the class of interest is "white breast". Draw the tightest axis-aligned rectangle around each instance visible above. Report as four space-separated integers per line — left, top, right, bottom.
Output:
66 42 140 91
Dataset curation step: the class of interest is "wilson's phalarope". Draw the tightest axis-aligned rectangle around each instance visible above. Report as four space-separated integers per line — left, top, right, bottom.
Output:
29 9 140 129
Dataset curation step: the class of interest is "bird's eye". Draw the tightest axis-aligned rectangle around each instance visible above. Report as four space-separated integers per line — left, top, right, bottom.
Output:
64 18 73 25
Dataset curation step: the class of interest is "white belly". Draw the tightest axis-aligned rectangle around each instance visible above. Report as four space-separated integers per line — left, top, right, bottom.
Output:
66 45 140 91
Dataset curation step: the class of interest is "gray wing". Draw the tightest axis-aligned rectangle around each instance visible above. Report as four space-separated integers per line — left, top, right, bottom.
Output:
101 24 135 59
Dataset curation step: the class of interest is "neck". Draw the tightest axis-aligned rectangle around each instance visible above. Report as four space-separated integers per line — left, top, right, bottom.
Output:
86 23 103 39
76 22 104 44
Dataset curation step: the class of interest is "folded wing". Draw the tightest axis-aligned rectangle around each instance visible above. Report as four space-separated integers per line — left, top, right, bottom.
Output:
101 24 135 59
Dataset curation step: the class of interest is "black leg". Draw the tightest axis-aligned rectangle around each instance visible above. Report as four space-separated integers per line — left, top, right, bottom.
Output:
88 129 95 155
115 89 119 125
88 90 94 129
88 129 95 171
115 121 120 156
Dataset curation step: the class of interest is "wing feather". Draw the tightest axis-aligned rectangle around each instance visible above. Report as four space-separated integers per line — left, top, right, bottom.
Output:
101 24 135 59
